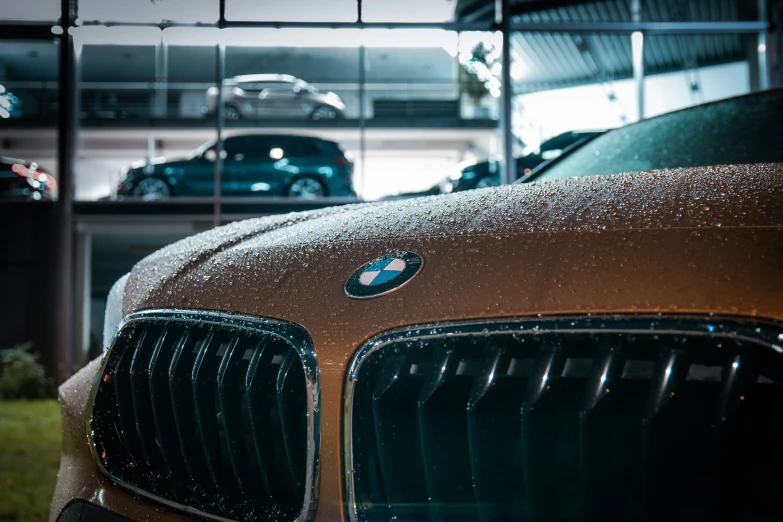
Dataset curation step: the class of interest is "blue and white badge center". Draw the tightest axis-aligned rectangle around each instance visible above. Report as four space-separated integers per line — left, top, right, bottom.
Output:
345 251 424 299
358 257 407 286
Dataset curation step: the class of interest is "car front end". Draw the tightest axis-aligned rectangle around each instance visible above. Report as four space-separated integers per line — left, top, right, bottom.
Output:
51 162 783 522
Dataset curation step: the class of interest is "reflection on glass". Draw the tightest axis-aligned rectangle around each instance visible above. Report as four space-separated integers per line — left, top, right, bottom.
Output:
66 26 506 202
0 40 59 202
116 134 355 200
209 74 345 121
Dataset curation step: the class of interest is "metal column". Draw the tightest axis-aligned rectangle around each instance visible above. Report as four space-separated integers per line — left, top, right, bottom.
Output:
54 0 78 380
631 0 645 121
72 229 92 369
500 0 514 186
213 43 225 226
154 38 168 117
359 44 366 198
757 0 770 89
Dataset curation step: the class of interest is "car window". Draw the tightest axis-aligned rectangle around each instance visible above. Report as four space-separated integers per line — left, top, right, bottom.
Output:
242 136 273 159
539 132 589 152
265 82 292 91
532 90 783 182
239 83 266 92
267 137 321 157
223 136 249 158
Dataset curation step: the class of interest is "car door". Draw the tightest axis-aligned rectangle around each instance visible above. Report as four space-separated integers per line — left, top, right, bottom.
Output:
261 82 300 119
228 82 270 118
181 144 219 196
220 136 250 195
235 135 284 195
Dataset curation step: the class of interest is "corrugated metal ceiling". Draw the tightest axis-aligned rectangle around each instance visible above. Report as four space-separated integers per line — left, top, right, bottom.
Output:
457 0 755 92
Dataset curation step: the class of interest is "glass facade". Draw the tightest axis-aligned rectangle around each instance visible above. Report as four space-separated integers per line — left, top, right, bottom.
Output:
0 39 59 201
0 0 773 376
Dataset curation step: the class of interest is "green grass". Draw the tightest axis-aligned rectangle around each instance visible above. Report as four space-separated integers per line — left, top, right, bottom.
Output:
0 400 61 522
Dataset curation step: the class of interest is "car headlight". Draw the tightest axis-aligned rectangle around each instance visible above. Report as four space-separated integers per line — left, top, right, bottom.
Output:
102 273 129 350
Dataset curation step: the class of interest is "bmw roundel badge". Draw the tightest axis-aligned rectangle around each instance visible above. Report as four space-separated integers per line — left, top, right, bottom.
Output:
345 251 424 299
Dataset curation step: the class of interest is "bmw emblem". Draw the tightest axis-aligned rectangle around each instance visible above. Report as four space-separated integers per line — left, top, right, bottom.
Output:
345 251 424 299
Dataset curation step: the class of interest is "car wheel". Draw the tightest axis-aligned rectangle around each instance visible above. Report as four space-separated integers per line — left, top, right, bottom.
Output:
475 176 499 189
287 177 326 199
224 104 241 121
132 177 171 201
310 105 339 121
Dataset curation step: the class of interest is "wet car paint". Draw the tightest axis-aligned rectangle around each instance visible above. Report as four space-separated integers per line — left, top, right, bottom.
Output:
52 163 783 522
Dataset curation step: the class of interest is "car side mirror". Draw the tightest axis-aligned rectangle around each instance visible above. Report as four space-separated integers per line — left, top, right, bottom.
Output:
541 149 563 161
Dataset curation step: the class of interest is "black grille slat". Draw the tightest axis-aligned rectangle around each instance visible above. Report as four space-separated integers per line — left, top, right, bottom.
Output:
89 312 315 522
712 355 756 520
578 341 642 521
245 343 276 501
347 317 783 522
169 327 213 485
147 326 187 480
418 345 477 521
372 352 428 521
465 344 523 520
191 330 230 489
216 335 251 492
129 327 164 468
276 351 308 499
111 328 144 462
468 343 534 520
519 342 566 520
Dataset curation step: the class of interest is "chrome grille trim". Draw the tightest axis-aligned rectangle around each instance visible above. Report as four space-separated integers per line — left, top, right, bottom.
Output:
86 309 320 522
343 314 783 522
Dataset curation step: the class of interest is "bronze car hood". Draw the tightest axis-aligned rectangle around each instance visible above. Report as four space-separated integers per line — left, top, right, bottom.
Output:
54 163 783 522
124 163 783 326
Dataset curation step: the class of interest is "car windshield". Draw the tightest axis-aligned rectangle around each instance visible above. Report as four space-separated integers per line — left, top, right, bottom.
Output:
532 89 783 182
192 141 215 158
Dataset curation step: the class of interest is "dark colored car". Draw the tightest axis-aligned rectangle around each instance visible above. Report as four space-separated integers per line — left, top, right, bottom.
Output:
0 156 57 201
520 89 783 184
442 131 602 193
117 134 355 200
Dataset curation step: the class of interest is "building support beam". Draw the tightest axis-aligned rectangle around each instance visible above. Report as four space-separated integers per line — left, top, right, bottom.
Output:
53 0 78 381
154 39 168 118
72 229 92 369
213 43 225 226
500 0 515 186
631 0 645 121
359 44 367 198
757 0 770 90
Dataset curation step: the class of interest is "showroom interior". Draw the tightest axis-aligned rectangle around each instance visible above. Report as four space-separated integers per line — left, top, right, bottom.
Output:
0 0 779 381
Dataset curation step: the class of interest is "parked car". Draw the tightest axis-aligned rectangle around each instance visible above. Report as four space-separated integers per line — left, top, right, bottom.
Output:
204 74 345 121
0 156 57 201
117 134 355 200
55 90 783 522
442 131 602 193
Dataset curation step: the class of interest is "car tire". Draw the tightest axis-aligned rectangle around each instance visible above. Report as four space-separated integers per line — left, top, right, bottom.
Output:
224 104 241 121
287 176 327 199
310 105 339 121
132 176 172 201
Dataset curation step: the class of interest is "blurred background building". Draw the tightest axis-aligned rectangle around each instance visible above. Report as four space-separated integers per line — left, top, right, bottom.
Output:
0 0 779 379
